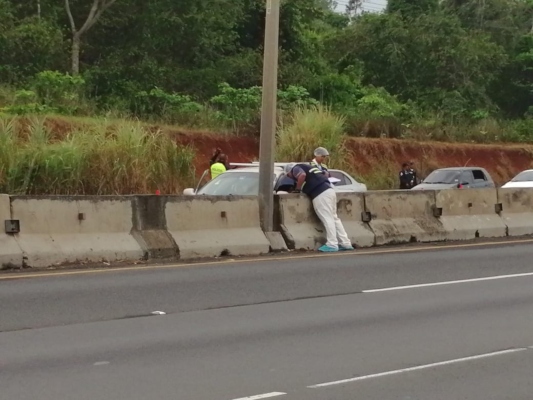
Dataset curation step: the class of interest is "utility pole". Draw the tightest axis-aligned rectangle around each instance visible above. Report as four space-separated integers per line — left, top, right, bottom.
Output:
258 0 280 233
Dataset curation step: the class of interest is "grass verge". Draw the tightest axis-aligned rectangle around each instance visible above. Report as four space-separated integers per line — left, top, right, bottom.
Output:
0 116 196 195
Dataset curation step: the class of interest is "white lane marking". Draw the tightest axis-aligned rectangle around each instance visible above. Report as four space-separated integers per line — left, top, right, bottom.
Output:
231 393 286 400
93 361 110 366
363 272 533 293
308 348 526 388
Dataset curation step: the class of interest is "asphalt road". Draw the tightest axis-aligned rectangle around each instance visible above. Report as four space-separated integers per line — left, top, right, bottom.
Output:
2 240 533 400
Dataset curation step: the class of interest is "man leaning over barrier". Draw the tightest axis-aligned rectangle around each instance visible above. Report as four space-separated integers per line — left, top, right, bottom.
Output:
285 163 354 253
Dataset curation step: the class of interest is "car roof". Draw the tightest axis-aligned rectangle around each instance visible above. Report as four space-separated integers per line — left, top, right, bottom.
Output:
434 167 485 171
226 166 285 176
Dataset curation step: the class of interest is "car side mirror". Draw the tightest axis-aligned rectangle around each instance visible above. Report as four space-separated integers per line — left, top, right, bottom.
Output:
183 188 196 196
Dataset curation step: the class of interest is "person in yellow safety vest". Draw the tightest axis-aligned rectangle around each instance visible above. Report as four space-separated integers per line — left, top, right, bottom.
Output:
209 148 230 180
311 147 331 177
210 157 226 179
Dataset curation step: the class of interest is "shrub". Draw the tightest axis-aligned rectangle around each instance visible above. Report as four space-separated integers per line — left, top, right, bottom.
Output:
0 117 196 195
276 105 348 168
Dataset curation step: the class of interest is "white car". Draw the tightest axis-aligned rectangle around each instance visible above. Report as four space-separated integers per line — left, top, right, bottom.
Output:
183 162 367 196
501 169 533 189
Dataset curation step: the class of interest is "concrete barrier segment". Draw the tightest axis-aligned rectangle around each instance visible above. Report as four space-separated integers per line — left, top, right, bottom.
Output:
276 193 375 250
497 188 533 237
131 195 179 260
0 194 23 269
10 196 144 268
364 190 446 246
165 196 270 259
435 188 506 240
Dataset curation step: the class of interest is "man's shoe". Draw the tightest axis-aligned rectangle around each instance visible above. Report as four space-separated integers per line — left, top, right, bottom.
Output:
318 245 338 252
339 245 355 251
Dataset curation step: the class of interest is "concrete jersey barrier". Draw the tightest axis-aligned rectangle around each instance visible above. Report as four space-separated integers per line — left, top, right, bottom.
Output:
0 194 23 269
435 188 506 240
10 196 144 268
276 193 374 250
364 190 446 245
165 196 270 259
497 188 533 236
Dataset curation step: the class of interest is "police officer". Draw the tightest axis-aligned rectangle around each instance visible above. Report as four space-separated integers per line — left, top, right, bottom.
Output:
286 163 354 252
399 162 415 189
409 161 419 185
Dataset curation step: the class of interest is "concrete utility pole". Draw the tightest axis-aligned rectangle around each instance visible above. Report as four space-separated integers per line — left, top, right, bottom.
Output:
258 0 280 233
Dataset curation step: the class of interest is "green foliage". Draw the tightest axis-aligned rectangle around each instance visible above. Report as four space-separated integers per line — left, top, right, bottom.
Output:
210 83 262 132
134 88 204 125
0 117 196 195
0 0 532 144
277 106 348 168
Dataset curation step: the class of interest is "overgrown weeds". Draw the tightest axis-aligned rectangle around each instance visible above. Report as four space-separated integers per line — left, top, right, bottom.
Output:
0 117 196 195
276 105 348 168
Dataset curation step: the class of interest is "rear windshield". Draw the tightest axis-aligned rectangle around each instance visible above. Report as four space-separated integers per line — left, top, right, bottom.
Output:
423 170 461 184
197 172 259 196
511 171 533 182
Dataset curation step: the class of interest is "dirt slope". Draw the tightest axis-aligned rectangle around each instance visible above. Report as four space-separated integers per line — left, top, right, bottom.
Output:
179 133 533 185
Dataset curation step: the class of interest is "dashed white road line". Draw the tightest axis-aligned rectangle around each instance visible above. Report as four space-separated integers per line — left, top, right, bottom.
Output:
308 348 527 388
363 272 533 293
231 392 286 400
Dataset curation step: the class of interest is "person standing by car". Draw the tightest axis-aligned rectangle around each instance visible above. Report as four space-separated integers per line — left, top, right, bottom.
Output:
409 161 419 185
209 148 231 180
399 162 415 189
286 163 354 252
310 147 331 177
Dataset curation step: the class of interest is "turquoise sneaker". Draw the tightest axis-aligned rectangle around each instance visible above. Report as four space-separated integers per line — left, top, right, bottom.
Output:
339 245 355 251
318 245 338 252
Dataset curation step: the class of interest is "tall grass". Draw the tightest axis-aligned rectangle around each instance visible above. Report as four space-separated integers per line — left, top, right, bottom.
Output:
0 117 196 195
276 105 348 168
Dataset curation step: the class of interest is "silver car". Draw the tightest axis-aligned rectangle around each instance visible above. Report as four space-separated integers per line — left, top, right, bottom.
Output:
411 167 495 190
183 162 367 196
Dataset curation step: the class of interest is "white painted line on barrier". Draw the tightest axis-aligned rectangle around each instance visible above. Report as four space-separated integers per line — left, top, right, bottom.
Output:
308 348 526 388
231 392 286 400
363 272 533 293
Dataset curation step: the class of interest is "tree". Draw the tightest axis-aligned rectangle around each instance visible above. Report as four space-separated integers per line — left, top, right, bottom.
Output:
346 0 363 20
64 0 117 74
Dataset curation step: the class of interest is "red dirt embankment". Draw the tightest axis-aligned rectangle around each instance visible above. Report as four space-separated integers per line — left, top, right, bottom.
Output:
30 116 533 186
176 132 533 185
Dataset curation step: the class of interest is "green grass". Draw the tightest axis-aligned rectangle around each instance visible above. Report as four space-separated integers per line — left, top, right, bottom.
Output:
0 116 196 195
276 105 349 168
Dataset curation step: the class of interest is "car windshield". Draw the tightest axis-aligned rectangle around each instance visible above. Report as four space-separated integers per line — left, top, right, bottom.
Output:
423 170 461 184
511 171 533 182
197 172 260 196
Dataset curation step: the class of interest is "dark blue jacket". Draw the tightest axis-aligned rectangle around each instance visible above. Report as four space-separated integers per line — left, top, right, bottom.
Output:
293 163 332 200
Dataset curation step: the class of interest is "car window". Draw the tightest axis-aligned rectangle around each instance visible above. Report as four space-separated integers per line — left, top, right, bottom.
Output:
197 172 259 196
459 171 474 184
472 170 486 181
423 170 461 184
511 171 533 182
329 170 348 186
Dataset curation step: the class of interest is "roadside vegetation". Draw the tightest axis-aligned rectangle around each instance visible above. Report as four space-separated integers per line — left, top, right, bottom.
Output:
2 0 533 193
0 117 196 195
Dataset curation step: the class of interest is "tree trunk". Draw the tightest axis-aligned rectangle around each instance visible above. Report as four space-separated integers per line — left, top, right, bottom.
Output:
71 34 81 75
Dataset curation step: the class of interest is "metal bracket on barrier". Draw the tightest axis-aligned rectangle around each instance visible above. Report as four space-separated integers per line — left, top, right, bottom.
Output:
4 220 20 234
433 207 443 218
495 203 503 214
361 211 372 222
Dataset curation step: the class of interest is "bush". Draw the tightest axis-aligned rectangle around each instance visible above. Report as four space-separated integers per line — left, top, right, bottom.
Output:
276 105 348 168
0 117 196 195
32 71 87 114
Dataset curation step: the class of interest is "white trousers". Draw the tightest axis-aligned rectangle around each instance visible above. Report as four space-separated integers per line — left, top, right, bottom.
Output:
312 188 351 249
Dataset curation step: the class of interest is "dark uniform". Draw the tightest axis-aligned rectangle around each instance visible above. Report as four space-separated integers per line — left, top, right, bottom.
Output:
399 169 415 189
